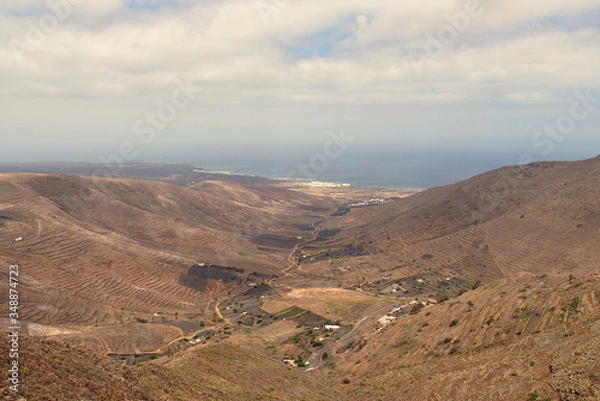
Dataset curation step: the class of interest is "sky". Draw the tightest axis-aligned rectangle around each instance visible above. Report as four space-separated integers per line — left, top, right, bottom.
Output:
0 0 599 183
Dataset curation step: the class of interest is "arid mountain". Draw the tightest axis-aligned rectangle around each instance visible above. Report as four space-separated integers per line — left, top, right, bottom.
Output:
332 272 600 400
0 173 335 353
0 335 341 401
0 157 598 400
299 156 600 296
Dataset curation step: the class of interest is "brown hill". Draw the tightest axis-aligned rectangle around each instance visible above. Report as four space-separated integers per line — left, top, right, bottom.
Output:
2 273 598 400
0 334 340 401
329 272 600 400
0 173 335 353
299 157 600 295
0 157 598 400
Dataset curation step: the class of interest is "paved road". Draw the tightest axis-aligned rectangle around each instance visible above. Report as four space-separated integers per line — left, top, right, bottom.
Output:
306 303 395 370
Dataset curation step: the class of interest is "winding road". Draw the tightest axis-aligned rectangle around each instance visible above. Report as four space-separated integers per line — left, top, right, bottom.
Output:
149 212 388 367
305 303 395 370
281 217 323 277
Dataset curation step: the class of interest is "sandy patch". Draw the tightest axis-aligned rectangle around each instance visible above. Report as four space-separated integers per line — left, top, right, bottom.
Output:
27 323 83 337
261 299 294 314
278 287 389 322
254 320 301 343
286 287 368 301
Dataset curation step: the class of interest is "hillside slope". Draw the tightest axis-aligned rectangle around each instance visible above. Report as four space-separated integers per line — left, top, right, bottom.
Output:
0 335 340 401
0 157 598 400
331 272 600 400
299 156 600 296
0 174 335 353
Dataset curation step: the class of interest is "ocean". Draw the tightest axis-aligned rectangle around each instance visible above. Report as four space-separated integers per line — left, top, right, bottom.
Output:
190 150 521 188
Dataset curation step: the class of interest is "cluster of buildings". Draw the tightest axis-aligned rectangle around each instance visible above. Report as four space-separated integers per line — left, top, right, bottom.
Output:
291 180 351 188
307 181 351 188
376 298 438 331
348 198 385 208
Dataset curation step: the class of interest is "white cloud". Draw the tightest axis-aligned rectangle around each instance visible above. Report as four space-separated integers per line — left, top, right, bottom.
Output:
1 0 598 103
503 91 564 104
0 0 599 161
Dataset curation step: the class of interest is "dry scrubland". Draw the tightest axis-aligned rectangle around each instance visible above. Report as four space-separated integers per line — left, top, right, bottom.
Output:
299 157 600 291
0 156 598 400
0 174 335 353
335 273 600 400
0 336 341 401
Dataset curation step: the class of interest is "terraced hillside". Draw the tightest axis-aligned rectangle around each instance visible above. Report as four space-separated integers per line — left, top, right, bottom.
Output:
0 335 342 401
1 273 597 400
0 157 598 400
299 156 600 296
328 272 600 400
0 173 336 352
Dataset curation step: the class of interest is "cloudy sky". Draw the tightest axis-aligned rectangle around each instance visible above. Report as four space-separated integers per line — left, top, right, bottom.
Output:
0 0 599 178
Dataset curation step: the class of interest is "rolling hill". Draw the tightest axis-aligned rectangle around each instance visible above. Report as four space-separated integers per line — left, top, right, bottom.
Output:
298 156 600 296
331 272 600 400
0 173 335 353
0 156 598 400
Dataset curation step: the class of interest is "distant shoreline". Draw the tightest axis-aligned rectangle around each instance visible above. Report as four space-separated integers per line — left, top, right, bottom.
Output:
0 161 425 191
191 164 425 190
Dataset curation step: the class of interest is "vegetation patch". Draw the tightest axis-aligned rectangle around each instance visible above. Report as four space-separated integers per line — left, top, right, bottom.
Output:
274 306 305 319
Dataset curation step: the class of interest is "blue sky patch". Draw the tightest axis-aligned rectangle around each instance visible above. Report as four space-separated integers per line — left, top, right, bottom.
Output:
282 25 354 59
124 0 181 11
3 6 47 18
